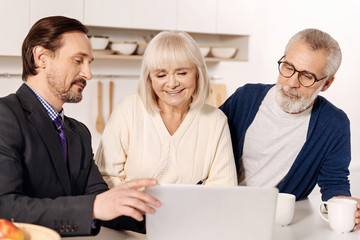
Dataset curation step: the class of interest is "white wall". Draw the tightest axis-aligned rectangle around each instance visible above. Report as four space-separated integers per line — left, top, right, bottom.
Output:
1 0 359 167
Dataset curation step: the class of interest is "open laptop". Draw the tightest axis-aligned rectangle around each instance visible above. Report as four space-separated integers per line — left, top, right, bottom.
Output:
145 184 278 240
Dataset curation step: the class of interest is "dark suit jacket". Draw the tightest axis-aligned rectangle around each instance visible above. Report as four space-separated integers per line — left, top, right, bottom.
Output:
0 84 109 236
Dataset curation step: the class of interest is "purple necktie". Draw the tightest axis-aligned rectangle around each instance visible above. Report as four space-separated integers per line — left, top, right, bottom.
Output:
54 116 67 163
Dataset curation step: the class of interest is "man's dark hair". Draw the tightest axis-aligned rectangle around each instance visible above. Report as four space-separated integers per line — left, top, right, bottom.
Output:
22 16 88 81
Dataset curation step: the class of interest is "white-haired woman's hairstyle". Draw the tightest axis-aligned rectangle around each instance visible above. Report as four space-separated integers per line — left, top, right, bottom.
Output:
137 31 210 113
284 28 342 78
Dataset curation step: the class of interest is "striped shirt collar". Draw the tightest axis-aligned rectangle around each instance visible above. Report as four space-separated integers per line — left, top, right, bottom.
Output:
25 83 64 121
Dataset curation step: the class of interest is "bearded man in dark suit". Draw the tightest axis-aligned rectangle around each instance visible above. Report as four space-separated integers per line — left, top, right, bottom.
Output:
0 16 160 237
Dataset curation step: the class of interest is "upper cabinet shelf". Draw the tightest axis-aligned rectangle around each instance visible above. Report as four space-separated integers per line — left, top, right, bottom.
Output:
93 54 246 63
88 27 249 62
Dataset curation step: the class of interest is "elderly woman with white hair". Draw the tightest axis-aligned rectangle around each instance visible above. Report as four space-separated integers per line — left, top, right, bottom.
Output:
95 31 237 188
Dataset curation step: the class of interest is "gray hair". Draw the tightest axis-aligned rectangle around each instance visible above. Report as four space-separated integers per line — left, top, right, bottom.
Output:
284 28 342 77
137 31 210 114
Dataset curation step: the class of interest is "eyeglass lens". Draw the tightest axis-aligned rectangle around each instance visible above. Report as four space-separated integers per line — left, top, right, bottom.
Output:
279 62 315 87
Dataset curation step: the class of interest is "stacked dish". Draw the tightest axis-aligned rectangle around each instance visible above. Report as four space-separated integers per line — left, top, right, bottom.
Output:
199 46 211 57
89 36 109 50
136 43 148 55
211 47 237 58
111 42 137 55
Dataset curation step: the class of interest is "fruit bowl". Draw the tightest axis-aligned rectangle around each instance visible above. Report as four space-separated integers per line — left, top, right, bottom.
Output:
111 42 137 55
14 223 61 240
211 46 237 58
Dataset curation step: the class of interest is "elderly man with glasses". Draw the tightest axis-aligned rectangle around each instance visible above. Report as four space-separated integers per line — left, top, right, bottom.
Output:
220 28 360 230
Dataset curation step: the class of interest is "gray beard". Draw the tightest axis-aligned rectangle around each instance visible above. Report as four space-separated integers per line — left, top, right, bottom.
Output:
275 81 323 114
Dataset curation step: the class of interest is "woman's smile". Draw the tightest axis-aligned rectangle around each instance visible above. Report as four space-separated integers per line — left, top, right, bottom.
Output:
165 89 184 95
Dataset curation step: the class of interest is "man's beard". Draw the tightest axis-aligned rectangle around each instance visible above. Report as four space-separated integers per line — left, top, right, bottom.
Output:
275 78 324 113
47 77 86 103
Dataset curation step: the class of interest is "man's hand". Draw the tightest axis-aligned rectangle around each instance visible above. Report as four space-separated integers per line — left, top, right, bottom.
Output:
333 196 360 231
93 178 161 221
350 197 360 231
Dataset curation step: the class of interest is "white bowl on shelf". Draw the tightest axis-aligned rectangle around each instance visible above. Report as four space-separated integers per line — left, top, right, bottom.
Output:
199 46 211 57
136 43 148 55
211 46 237 58
89 36 109 50
111 42 137 55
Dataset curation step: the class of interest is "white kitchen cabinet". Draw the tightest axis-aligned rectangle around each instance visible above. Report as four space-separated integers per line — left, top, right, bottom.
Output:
216 0 254 35
177 0 217 34
84 0 253 36
84 0 132 28
0 0 29 56
29 0 83 26
132 0 177 30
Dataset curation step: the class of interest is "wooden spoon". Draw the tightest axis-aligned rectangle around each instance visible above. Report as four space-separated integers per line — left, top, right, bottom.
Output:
96 81 105 133
109 81 114 117
207 84 227 107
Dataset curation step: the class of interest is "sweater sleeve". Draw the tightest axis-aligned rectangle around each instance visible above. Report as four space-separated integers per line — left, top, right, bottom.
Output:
95 97 133 188
317 108 351 201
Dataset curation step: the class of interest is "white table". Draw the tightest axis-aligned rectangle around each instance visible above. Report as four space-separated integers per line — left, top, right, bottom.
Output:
273 196 360 240
65 167 360 240
64 198 360 240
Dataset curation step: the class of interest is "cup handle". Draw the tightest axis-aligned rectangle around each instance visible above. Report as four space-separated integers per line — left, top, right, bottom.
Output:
319 202 329 222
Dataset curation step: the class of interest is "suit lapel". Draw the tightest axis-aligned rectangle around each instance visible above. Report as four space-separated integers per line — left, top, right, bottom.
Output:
64 119 82 185
17 84 72 195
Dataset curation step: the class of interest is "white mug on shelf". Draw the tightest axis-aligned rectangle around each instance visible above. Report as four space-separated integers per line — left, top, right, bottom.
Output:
319 198 357 233
275 193 296 227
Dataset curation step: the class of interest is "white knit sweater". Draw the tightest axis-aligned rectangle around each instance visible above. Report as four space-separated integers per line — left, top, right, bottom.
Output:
95 95 237 187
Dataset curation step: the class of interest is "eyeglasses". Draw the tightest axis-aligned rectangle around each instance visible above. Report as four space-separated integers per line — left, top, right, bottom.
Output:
277 56 327 87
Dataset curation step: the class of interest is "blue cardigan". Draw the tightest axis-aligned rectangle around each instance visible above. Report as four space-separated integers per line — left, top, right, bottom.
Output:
220 84 351 201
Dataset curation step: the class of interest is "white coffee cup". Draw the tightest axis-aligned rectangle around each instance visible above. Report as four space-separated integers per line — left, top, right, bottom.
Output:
319 198 357 233
275 193 296 227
